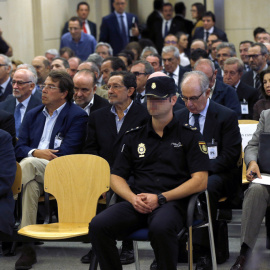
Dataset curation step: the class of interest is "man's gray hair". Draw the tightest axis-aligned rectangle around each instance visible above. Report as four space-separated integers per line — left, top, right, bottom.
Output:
162 45 180 58
131 60 154 74
17 64 38 84
224 57 244 73
194 58 216 73
0 54 12 73
181 71 209 93
45 49 59 57
87 53 103 69
95 42 113 56
140 46 158 59
216 42 236 56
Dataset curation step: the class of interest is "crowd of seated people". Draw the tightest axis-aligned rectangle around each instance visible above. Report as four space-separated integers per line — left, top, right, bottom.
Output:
1 0 270 270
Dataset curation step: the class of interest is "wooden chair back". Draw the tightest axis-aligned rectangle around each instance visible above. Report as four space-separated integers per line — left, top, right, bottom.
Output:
44 154 110 223
238 120 259 184
12 162 22 196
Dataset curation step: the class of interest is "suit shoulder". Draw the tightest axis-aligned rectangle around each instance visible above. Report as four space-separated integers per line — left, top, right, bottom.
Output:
0 129 12 141
182 123 200 132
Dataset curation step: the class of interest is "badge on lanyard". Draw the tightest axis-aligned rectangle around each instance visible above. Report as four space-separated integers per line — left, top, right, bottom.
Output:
54 133 63 148
241 99 249 115
207 139 218 159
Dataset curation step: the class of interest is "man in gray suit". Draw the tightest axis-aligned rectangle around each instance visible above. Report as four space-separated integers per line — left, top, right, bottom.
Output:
231 109 270 270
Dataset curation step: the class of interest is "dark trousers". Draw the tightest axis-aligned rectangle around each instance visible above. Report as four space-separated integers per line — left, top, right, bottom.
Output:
89 200 186 270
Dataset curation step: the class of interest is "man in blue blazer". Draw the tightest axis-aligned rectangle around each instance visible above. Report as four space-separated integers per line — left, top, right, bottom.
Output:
192 11 228 42
176 71 241 269
14 70 88 270
0 69 42 136
99 0 140 56
194 58 241 117
0 130 16 239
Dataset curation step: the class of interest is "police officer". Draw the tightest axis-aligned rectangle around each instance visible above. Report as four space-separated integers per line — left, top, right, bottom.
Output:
89 74 210 270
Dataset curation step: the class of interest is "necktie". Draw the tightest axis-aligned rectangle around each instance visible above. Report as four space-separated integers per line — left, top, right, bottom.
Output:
205 31 209 42
136 93 142 103
164 21 169 37
0 86 3 99
120 15 127 43
193 114 200 132
82 21 87 34
255 73 261 90
169 73 174 78
14 103 23 137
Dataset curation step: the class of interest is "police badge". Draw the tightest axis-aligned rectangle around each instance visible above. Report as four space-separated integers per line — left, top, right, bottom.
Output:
137 143 146 157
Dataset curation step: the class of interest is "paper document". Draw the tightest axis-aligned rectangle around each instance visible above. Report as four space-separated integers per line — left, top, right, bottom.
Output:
252 174 270 185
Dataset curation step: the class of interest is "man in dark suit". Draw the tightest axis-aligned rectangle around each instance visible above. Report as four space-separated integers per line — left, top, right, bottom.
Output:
241 43 268 94
192 11 228 43
173 2 193 37
146 0 163 37
0 110 16 146
82 71 150 265
0 130 16 240
162 45 191 92
62 2 96 39
99 0 139 56
194 58 241 117
0 54 12 102
0 69 42 137
223 57 259 119
176 71 241 269
239 40 253 72
73 69 109 115
14 70 88 270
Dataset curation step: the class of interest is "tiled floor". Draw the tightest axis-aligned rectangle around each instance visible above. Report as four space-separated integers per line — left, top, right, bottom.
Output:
1 210 270 270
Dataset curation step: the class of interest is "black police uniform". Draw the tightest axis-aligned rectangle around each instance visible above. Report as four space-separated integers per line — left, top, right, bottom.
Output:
89 116 210 270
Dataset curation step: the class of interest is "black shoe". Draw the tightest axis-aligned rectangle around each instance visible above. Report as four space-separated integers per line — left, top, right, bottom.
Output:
119 240 134 265
230 255 246 270
15 246 37 270
80 249 92 264
196 255 212 270
150 259 157 270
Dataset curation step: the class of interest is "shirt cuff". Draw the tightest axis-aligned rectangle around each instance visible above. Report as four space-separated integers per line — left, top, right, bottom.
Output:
28 149 36 157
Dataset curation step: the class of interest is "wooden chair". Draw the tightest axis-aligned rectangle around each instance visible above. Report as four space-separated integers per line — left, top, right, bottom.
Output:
18 154 110 241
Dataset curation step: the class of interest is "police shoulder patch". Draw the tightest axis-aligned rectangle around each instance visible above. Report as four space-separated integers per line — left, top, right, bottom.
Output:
125 126 143 134
199 141 208 154
183 123 197 131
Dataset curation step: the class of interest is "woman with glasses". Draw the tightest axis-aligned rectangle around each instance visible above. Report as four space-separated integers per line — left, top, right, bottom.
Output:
253 69 270 120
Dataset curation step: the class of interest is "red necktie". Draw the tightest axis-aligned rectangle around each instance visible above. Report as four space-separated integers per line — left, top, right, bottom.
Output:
82 21 87 34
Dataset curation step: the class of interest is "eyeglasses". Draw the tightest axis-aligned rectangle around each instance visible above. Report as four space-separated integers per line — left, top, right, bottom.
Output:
0 64 8 67
248 54 263 59
181 92 204 102
216 53 230 58
40 84 60 90
107 84 126 90
12 80 32 86
132 72 147 77
164 41 177 44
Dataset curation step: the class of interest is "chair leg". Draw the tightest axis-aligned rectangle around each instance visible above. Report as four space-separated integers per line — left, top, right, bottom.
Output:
188 226 193 270
205 191 217 270
133 241 140 270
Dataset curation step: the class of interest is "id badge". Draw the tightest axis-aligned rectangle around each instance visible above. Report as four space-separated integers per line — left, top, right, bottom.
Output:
241 99 249 115
54 133 63 148
207 139 218 159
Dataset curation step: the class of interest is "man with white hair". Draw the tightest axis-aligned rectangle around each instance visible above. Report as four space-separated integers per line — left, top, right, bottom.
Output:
0 69 42 136
95 42 113 59
45 49 59 63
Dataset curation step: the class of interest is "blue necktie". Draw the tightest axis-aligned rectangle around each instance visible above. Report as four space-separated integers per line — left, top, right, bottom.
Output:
120 15 128 44
164 21 169 37
14 103 23 137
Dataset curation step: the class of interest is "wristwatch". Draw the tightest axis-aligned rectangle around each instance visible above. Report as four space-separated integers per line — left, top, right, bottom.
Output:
157 194 167 205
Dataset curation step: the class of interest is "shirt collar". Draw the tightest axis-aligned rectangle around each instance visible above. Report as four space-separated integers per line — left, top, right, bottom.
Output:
111 100 133 116
205 26 214 34
147 115 178 136
115 11 126 17
189 98 210 120
43 102 67 118
16 94 31 107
